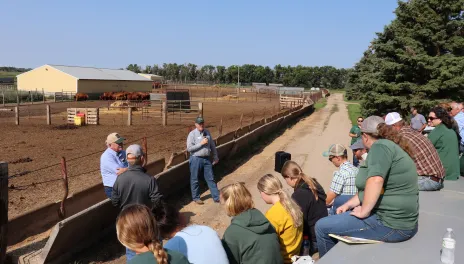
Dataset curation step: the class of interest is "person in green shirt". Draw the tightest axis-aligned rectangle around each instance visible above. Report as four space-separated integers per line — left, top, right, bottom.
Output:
220 182 283 264
116 204 190 264
315 116 419 258
349 117 363 167
427 107 460 181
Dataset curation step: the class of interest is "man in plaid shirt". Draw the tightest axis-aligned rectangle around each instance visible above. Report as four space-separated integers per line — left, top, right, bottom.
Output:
322 144 359 215
386 112 445 191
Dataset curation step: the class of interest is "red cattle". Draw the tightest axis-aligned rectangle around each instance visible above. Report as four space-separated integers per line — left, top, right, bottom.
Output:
74 93 89 101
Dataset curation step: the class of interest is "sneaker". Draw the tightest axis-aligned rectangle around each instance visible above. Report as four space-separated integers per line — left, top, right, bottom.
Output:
194 200 204 205
214 200 220 204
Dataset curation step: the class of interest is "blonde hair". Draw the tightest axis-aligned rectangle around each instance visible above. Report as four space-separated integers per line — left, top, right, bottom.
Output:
220 182 254 217
257 174 303 228
281 161 320 201
116 204 168 264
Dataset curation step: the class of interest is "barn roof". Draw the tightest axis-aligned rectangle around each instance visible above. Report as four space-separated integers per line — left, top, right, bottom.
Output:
38 65 151 81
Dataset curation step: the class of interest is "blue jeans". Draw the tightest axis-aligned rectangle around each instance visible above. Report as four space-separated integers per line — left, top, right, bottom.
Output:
315 212 418 258
126 247 136 262
418 176 443 191
328 195 353 215
104 186 112 198
189 156 220 202
352 150 359 167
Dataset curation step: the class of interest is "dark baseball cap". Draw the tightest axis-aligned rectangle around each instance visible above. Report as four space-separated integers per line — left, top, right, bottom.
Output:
350 139 365 150
195 117 205 124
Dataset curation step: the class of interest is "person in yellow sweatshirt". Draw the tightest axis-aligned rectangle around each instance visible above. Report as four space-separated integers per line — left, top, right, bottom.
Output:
257 174 304 263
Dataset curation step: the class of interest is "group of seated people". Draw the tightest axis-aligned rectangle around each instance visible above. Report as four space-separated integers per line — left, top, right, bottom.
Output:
113 104 462 264
115 160 328 264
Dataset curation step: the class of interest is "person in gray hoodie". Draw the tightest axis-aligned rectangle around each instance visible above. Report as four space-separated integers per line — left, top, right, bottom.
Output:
220 182 283 264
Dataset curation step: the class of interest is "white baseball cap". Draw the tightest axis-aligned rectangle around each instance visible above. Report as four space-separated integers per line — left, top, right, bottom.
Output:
385 112 403 125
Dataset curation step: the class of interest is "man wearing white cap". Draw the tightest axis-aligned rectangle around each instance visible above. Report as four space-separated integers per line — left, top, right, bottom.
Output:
100 133 128 198
322 144 358 215
385 112 445 191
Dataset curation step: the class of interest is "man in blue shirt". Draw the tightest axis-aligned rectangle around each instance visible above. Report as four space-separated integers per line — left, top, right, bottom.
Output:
187 117 220 204
100 132 128 198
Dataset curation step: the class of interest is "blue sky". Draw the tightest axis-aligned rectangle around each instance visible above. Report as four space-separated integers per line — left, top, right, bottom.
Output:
0 0 398 69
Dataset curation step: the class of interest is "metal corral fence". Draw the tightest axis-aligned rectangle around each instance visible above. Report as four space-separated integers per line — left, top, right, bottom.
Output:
0 89 76 106
164 85 280 103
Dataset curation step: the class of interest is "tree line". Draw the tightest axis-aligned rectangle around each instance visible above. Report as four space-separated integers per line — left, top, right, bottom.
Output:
127 63 351 89
0 67 31 73
346 0 464 116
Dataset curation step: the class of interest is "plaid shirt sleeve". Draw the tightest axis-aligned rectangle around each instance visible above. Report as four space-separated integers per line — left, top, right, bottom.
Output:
330 170 345 194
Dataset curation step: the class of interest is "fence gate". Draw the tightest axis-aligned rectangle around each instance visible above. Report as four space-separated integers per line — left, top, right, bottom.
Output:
67 108 99 125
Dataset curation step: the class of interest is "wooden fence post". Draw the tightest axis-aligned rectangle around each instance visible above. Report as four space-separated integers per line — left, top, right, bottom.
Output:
0 162 8 264
42 88 45 103
16 90 19 106
251 110 255 123
219 117 223 136
46 105 51 125
15 107 19 125
142 137 148 167
162 101 167 126
239 113 243 128
128 107 132 126
59 157 68 219
198 102 203 117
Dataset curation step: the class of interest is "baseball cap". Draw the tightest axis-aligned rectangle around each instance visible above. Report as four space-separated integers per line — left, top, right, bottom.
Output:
126 144 144 158
322 144 347 157
195 117 205 124
360 116 385 135
385 112 403 125
106 132 125 144
350 139 365 150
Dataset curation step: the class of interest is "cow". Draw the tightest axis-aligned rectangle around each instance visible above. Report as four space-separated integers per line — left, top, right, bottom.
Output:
74 93 89 101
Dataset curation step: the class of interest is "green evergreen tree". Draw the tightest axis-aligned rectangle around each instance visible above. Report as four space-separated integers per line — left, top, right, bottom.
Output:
347 0 464 116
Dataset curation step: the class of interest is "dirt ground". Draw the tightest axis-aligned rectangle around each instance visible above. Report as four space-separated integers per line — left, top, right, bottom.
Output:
1 94 280 218
69 93 352 264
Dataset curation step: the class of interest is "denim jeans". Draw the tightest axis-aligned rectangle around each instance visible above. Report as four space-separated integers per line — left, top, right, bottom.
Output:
189 156 220 202
418 176 443 191
126 247 136 262
352 150 359 167
315 212 418 258
328 195 353 215
104 186 112 198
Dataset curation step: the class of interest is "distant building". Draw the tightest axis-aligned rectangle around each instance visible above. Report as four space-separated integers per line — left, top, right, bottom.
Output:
138 73 164 81
17 64 152 98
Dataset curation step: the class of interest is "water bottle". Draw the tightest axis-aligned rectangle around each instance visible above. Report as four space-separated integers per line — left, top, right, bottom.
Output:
302 235 310 256
441 228 456 264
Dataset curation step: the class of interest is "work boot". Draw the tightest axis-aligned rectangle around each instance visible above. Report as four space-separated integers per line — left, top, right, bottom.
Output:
194 199 204 205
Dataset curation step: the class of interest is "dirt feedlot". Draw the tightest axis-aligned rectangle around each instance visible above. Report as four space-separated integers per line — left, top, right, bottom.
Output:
1 98 280 218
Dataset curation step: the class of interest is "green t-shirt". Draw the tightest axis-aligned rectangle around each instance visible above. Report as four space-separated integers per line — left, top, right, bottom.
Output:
428 124 460 180
128 249 190 264
356 139 419 230
349 125 361 145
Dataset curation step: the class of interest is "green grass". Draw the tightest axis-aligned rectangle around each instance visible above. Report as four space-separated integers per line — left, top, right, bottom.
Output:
314 98 327 111
347 103 362 126
0 71 21 78
330 89 346 94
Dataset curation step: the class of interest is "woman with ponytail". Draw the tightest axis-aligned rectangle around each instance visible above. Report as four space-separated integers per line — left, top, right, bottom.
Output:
280 161 328 256
257 174 303 263
116 204 190 264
